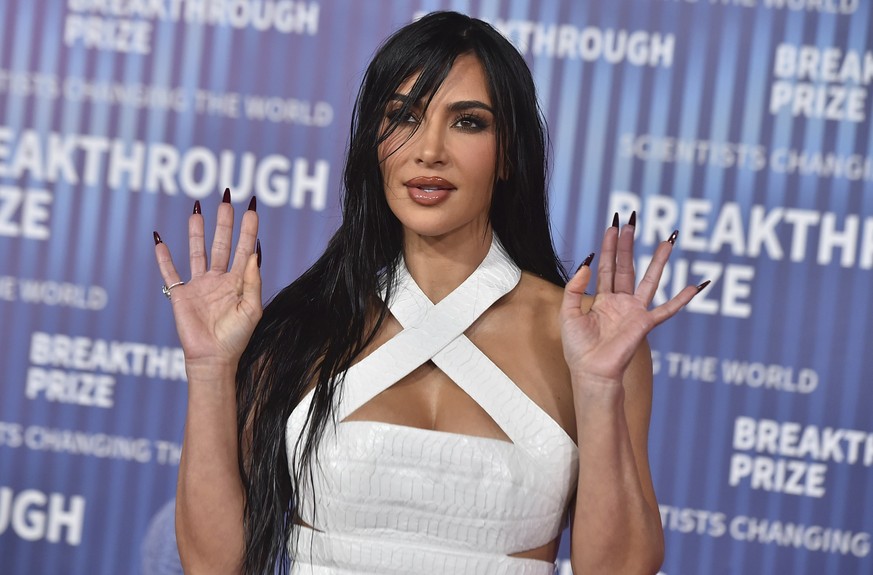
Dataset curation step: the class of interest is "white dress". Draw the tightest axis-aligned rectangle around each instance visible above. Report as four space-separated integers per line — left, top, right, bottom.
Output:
285 237 579 574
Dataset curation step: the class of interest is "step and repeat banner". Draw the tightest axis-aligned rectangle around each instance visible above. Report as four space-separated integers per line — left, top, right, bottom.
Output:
1 1 871 573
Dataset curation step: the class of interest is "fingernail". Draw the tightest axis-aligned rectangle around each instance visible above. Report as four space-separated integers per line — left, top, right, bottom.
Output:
248 196 257 212
153 231 162 245
697 280 711 292
256 239 262 268
222 188 231 203
575 252 595 273
193 200 201 215
628 211 636 227
667 230 679 245
612 212 619 228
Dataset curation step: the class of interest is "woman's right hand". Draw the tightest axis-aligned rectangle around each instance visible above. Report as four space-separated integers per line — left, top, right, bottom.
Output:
154 189 263 373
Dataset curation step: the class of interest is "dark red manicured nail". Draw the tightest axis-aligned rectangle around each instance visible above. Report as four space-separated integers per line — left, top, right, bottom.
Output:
612 212 619 228
697 280 711 292
667 230 679 245
256 239 262 268
153 231 162 245
193 200 201 215
248 196 257 212
628 211 636 227
575 252 595 273
222 188 231 203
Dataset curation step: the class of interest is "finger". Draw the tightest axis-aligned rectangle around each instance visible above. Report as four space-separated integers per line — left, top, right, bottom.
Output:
154 235 183 286
241 251 263 316
561 256 593 318
210 190 235 272
230 204 259 276
595 220 619 294
649 284 702 326
635 232 677 304
614 213 636 294
189 202 207 277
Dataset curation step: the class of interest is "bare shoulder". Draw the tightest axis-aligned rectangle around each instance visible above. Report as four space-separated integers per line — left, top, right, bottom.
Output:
509 273 594 373
512 272 594 332
512 272 650 404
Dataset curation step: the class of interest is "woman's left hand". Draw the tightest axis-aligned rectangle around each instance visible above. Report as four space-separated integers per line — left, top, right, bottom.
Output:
560 214 704 386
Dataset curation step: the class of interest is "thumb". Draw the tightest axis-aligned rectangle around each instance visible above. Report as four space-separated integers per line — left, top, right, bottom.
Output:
561 254 594 318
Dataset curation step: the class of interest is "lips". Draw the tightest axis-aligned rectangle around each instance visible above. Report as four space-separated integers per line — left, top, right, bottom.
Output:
404 176 455 206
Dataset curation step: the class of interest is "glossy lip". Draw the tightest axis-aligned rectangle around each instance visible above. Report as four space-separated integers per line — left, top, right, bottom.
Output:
404 176 456 190
403 176 455 206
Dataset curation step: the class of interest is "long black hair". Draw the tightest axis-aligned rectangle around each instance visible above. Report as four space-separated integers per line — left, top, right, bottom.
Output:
234 11 568 574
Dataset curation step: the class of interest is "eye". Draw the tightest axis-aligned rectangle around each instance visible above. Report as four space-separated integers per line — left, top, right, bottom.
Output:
453 113 489 132
385 107 418 125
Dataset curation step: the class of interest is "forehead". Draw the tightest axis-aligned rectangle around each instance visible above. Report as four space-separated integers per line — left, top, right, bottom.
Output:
396 53 492 105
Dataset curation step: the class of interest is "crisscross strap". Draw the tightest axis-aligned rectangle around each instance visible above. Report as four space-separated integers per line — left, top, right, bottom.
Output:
288 236 575 459
288 237 517 438
383 238 575 454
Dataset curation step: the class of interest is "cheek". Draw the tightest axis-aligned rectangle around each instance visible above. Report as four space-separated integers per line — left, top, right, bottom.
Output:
378 125 410 159
380 160 407 206
379 156 398 194
466 142 499 185
378 139 409 184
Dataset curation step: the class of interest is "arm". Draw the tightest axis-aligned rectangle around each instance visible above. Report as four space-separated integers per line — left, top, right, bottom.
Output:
561 219 701 574
570 339 663 574
154 194 262 574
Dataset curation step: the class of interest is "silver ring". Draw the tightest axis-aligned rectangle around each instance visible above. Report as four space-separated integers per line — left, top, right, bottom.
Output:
162 281 185 300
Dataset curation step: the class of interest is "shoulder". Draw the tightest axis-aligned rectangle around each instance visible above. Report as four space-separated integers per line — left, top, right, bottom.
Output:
511 271 652 406
504 272 597 380
510 272 594 336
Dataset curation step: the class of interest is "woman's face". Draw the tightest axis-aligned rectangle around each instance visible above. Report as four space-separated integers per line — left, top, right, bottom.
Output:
379 53 498 242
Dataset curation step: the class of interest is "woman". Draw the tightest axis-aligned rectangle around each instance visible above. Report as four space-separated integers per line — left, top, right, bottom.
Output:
154 11 704 575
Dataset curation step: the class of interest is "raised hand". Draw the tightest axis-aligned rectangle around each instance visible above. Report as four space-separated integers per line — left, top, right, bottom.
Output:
560 213 706 385
154 189 263 372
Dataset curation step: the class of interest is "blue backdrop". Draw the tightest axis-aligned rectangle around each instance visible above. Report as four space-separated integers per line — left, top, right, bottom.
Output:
1 1 871 574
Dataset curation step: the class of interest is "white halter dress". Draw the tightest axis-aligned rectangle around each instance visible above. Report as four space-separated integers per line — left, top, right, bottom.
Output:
285 237 579 574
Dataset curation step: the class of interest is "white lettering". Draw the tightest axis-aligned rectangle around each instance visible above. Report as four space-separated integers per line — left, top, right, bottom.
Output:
25 367 115 408
0 186 52 240
0 487 85 545
0 128 330 211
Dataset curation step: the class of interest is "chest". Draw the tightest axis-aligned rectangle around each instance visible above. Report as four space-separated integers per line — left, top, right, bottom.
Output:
345 308 577 442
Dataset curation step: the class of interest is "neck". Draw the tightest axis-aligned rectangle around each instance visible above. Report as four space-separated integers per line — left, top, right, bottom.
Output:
402 227 493 303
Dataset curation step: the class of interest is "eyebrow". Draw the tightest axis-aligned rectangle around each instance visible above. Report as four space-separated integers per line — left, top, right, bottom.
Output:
448 100 494 114
389 94 494 114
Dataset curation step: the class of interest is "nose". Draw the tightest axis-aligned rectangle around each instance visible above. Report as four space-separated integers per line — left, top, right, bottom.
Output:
413 118 447 167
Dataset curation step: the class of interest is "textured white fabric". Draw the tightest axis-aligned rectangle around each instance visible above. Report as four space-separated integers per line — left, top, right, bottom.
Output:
286 237 579 574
